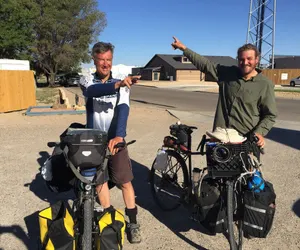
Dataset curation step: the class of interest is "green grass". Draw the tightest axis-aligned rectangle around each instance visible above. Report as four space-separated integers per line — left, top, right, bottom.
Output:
275 88 300 93
36 87 59 104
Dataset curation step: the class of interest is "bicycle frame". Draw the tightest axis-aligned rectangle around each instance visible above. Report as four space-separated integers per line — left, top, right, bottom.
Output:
176 133 206 197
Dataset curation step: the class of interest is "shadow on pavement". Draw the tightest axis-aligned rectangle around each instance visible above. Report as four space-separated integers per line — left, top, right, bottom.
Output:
24 211 41 250
266 127 300 150
0 224 31 250
131 99 176 109
131 159 210 250
292 199 300 218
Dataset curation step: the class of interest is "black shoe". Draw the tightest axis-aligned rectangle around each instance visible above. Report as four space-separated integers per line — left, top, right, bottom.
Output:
127 223 141 244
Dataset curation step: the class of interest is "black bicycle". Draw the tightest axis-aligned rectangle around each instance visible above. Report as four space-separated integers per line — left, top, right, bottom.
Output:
48 127 135 250
149 123 263 250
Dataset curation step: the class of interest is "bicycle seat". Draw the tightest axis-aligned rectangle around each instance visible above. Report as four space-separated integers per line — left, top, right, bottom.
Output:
170 124 197 131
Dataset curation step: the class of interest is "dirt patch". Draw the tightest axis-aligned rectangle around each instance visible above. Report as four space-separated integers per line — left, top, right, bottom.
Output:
275 91 300 99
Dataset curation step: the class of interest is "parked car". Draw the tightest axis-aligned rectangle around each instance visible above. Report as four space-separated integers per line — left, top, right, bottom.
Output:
55 74 65 85
290 76 300 87
59 73 81 87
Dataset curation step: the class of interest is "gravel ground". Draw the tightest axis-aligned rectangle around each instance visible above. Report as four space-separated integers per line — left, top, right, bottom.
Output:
0 102 299 250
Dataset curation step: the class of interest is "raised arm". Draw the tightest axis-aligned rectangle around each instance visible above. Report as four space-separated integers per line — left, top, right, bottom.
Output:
80 75 140 98
171 36 219 82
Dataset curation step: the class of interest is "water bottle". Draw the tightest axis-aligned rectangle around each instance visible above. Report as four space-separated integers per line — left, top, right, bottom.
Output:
247 170 265 193
192 168 201 194
154 149 168 171
41 157 53 181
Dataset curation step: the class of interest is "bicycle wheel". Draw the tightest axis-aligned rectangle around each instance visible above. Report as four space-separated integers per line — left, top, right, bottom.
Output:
227 180 244 250
235 182 244 250
150 149 189 211
82 198 93 250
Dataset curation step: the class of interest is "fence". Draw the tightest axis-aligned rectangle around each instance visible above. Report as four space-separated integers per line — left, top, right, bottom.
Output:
262 69 300 85
0 70 36 112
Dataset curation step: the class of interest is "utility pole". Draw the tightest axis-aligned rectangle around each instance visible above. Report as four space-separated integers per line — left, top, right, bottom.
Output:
246 0 276 68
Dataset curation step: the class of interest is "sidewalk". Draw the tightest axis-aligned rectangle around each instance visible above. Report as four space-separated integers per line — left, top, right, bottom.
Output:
137 80 218 88
137 80 300 99
138 80 296 90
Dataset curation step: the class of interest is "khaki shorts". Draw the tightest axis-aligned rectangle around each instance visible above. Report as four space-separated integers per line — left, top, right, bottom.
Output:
95 148 133 185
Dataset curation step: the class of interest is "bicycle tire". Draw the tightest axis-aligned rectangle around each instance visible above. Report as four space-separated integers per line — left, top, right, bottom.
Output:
227 180 237 250
82 198 93 250
236 182 244 250
150 149 189 211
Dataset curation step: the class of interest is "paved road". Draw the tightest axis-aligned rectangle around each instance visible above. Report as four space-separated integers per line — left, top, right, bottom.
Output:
70 86 300 122
131 86 300 122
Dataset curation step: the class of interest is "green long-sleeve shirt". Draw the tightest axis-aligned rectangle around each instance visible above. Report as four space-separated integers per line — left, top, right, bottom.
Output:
183 48 277 136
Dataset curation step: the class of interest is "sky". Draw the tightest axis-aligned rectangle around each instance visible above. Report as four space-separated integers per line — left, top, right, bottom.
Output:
83 0 300 67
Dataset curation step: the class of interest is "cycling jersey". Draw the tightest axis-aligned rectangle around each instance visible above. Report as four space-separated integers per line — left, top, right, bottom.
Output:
79 72 130 139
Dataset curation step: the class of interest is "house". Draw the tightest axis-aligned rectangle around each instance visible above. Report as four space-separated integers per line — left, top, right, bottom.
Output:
272 56 300 69
134 54 237 81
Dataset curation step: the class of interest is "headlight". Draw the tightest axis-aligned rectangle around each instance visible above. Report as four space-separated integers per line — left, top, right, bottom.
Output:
212 145 232 163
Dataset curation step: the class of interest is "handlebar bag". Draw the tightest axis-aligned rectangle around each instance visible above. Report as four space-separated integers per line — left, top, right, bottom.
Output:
63 128 108 169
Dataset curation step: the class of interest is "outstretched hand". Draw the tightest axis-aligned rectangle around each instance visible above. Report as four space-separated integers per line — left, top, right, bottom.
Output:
171 36 186 51
115 75 141 89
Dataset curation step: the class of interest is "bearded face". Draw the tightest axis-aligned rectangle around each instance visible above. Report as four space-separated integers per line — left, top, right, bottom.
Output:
238 49 259 76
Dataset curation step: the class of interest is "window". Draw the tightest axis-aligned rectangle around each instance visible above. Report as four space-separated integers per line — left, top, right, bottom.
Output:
182 56 191 63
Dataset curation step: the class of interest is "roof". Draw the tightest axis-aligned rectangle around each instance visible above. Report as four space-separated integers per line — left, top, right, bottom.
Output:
273 55 300 59
144 54 237 70
274 56 300 69
143 66 161 72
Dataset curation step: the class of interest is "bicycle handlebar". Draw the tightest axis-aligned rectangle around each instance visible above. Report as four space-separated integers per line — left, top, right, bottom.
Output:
253 135 265 155
47 142 59 148
114 140 136 149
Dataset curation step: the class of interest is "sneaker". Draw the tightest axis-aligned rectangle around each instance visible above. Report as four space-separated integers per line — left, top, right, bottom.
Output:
127 223 141 244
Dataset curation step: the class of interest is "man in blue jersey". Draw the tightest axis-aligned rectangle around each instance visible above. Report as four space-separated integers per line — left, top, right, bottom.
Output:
79 42 141 243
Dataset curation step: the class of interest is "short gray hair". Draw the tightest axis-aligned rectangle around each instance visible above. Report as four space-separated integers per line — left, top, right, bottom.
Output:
92 42 115 56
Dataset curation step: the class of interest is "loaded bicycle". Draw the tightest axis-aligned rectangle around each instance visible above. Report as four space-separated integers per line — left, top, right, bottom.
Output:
45 125 135 249
149 122 274 250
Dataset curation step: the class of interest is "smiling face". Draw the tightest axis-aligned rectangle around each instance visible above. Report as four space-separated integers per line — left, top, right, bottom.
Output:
93 50 113 79
238 49 259 76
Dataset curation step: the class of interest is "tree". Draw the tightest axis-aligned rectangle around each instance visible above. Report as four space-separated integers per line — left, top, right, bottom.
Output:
31 0 106 86
0 0 37 59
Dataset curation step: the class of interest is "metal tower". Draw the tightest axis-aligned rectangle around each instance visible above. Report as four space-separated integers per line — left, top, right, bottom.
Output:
246 0 277 68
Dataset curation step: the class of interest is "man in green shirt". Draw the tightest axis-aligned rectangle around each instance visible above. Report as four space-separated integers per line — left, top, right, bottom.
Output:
171 37 277 148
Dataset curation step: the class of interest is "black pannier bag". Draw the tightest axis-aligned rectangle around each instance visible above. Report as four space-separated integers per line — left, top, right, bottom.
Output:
196 179 228 234
62 128 108 169
41 144 76 193
243 181 276 238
